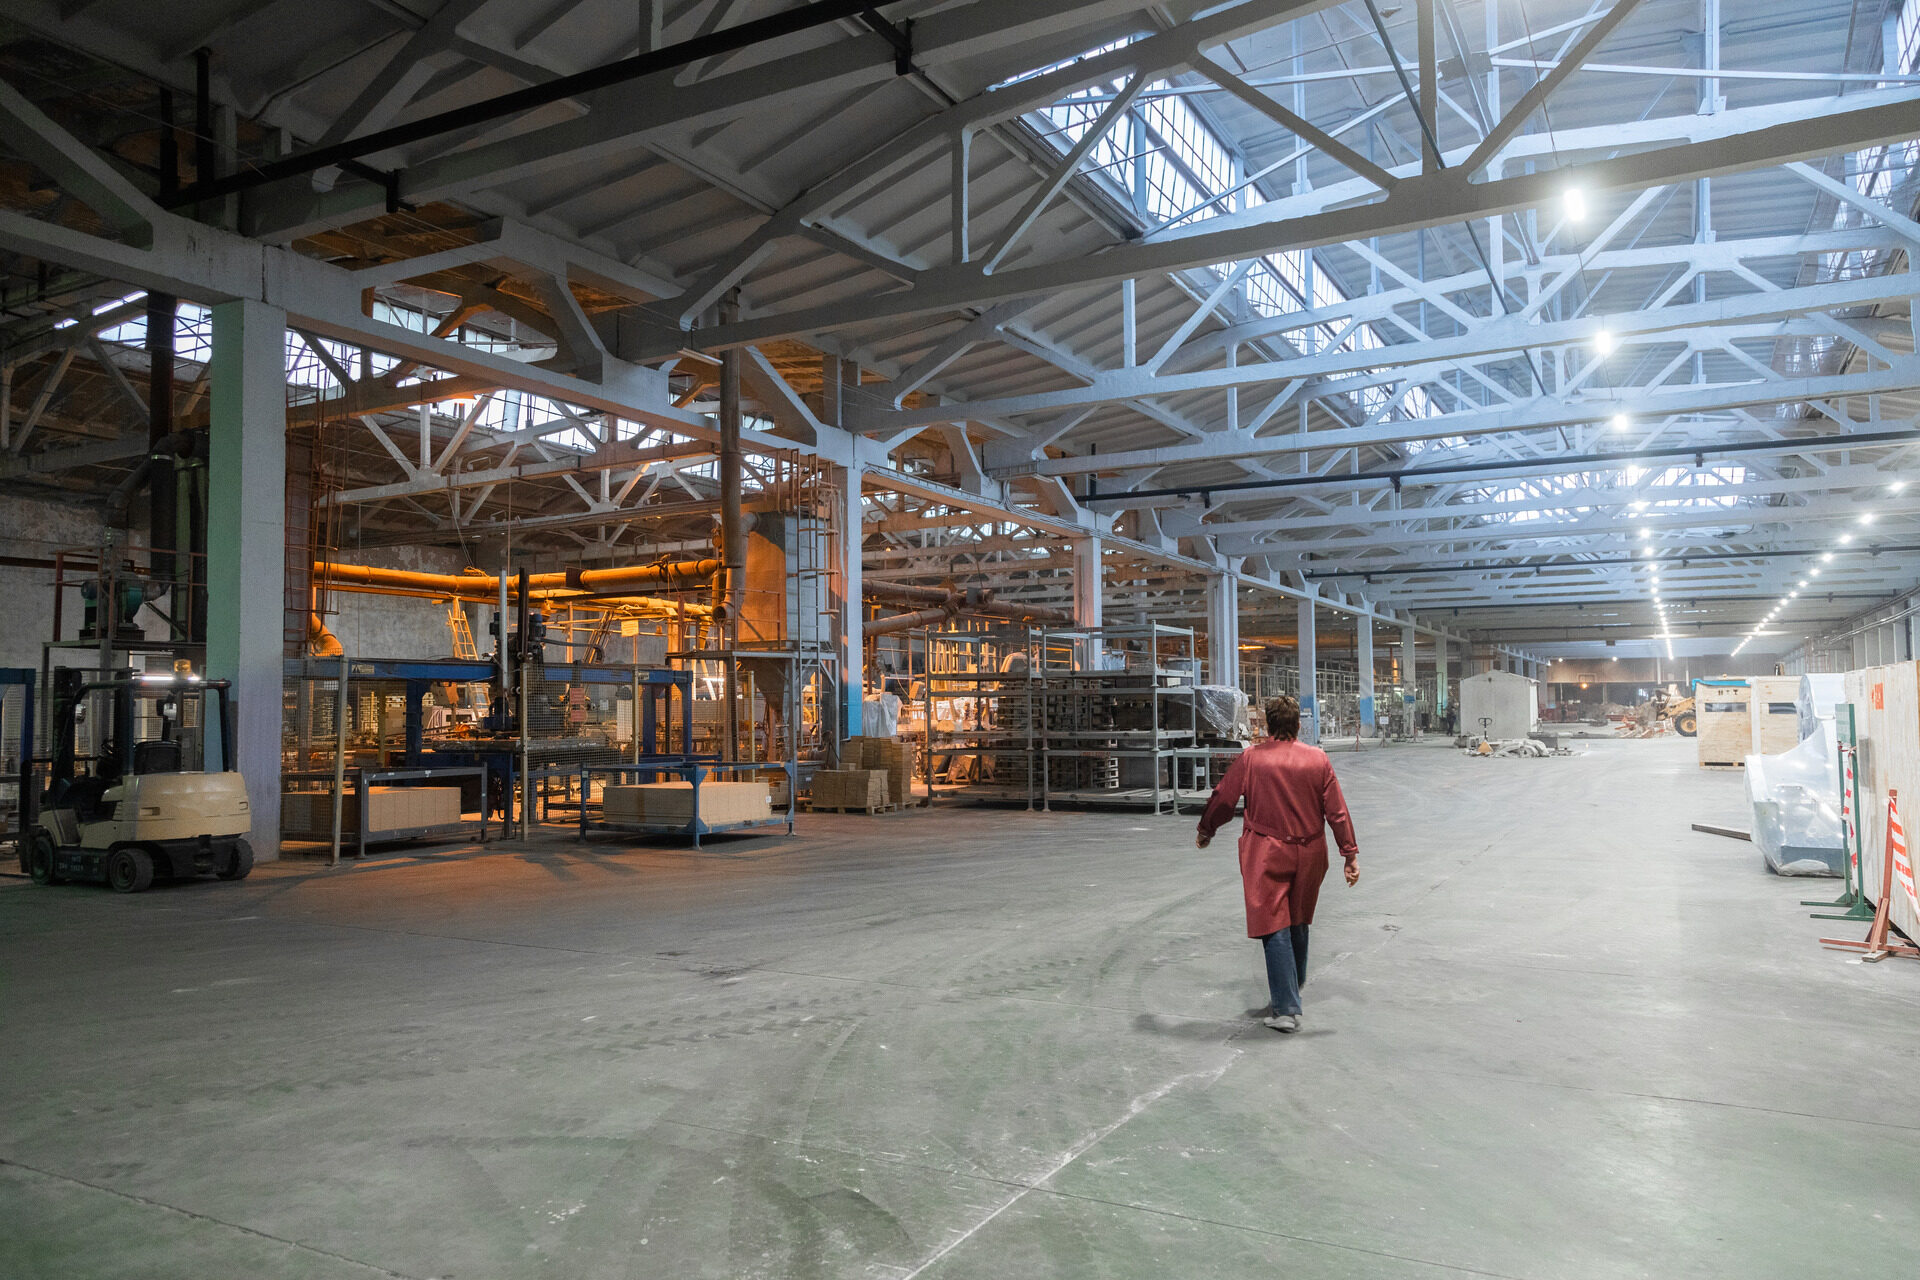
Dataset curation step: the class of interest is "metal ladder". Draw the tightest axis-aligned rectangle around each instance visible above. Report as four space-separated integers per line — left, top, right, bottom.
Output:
446 602 480 659
445 603 491 716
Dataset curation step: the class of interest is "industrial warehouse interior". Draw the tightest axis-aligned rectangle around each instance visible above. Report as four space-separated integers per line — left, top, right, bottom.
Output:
3 0 1920 1276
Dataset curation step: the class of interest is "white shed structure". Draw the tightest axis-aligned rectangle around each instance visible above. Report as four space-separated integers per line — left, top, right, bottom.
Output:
1460 672 1541 742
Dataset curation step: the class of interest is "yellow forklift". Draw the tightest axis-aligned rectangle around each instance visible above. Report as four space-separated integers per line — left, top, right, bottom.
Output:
19 669 253 892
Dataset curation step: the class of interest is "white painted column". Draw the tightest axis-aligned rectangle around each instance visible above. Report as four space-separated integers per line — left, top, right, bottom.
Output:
1402 623 1419 726
207 299 287 855
1205 572 1239 686
1072 536 1103 666
1297 595 1318 743
1356 616 1375 732
835 461 864 745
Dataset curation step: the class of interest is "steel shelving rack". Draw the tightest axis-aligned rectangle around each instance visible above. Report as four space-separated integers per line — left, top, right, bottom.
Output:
921 630 1055 808
1034 624 1222 815
916 624 1241 814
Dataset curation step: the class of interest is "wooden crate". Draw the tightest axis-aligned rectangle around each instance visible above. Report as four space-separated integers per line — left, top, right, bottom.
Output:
809 768 891 813
1845 663 1920 945
1695 680 1751 768
1748 675 1802 756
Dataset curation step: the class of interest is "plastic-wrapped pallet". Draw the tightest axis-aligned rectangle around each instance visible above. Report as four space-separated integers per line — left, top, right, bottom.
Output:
1745 719 1844 876
861 693 901 737
1155 686 1250 741
1796 673 1846 741
1194 685 1251 742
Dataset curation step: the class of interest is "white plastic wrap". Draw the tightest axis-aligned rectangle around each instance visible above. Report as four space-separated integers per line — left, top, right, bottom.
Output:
1745 718 1844 876
1796 673 1846 740
861 693 901 737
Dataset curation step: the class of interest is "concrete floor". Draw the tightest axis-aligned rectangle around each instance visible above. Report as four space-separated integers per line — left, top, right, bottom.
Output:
4 736 1919 1280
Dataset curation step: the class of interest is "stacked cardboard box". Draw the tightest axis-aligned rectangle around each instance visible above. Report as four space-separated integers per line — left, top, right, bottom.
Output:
602 780 772 826
857 737 917 807
810 769 889 811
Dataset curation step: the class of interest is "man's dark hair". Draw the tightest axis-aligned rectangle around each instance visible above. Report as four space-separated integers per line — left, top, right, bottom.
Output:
1264 695 1301 740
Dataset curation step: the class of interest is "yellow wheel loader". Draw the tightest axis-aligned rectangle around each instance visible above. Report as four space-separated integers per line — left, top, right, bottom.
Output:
21 670 252 893
1669 697 1698 737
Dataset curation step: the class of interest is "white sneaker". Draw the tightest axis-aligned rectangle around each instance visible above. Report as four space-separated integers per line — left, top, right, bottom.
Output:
1262 1013 1300 1033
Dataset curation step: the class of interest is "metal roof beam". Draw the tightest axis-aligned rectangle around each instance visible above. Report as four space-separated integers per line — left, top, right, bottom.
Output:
670 84 1920 352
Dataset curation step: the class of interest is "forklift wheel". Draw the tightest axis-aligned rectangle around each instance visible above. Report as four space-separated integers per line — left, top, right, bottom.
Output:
27 830 61 885
105 847 154 894
1674 711 1698 737
217 838 255 881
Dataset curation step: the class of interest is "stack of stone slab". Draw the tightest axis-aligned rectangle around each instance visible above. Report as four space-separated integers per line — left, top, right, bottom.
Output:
282 785 462 836
602 780 772 826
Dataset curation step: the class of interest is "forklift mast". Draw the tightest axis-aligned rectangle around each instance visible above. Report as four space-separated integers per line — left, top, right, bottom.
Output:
47 669 235 789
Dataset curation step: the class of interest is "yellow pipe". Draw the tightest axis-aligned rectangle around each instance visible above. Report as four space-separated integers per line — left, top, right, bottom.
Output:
314 560 720 617
314 558 721 595
307 613 344 657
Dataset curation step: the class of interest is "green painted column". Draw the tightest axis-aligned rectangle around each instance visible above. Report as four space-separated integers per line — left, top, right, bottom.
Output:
207 299 287 855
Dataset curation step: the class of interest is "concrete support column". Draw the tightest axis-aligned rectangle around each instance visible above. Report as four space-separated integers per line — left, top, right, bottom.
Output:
1072 536 1102 666
207 299 286 855
1356 617 1375 732
1401 623 1418 723
1296 596 1318 743
1205 572 1239 687
834 462 863 746
1435 636 1450 718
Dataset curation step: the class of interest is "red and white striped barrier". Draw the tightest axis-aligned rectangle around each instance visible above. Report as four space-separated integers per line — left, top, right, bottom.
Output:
1892 793 1918 920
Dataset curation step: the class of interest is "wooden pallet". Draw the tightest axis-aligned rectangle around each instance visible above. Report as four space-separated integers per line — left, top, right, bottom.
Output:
803 800 906 814
1700 760 1745 771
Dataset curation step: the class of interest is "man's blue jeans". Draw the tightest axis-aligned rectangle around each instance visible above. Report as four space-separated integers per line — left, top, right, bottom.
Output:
1260 924 1309 1016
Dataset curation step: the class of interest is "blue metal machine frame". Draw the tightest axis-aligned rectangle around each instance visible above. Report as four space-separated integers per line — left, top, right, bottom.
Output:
284 657 700 827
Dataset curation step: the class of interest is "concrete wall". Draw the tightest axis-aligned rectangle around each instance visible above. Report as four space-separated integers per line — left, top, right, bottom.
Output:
318 545 475 660
0 494 112 673
0 498 470 673
1548 658 1663 684
1547 652 1780 687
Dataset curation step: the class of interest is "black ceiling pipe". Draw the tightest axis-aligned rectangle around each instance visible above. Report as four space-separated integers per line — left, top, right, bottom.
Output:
167 0 903 207
145 292 176 588
194 49 216 197
1082 429 1920 504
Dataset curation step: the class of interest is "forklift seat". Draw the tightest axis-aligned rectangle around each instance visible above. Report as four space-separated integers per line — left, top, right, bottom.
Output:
134 740 182 774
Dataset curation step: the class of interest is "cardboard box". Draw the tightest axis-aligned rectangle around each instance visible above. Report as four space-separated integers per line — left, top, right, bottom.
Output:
856 736 917 806
810 768 889 811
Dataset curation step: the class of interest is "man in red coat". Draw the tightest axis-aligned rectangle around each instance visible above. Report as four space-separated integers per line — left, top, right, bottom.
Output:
1196 694 1360 1033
